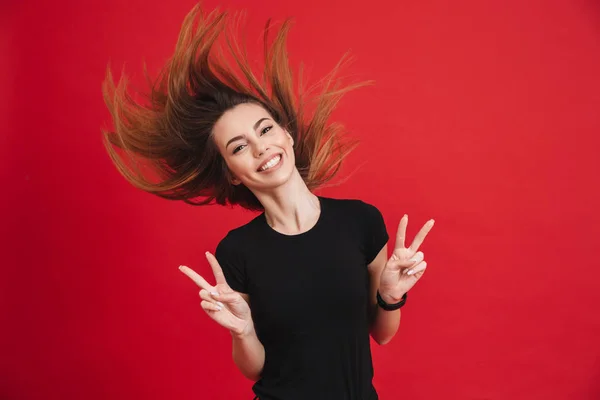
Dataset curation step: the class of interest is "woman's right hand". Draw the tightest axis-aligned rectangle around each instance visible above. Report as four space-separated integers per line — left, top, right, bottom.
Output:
179 252 253 337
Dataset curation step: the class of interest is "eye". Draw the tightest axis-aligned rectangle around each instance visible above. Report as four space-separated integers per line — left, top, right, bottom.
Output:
261 126 273 135
233 144 246 154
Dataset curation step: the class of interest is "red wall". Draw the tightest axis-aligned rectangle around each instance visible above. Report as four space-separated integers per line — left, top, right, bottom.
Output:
4 0 600 399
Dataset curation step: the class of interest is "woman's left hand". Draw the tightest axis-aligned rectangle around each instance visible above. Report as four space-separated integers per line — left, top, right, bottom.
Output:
378 215 435 303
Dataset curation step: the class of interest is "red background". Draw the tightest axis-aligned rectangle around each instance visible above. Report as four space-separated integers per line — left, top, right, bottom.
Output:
3 0 600 399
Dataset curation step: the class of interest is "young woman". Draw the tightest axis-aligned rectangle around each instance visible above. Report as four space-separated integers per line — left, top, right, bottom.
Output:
102 4 434 399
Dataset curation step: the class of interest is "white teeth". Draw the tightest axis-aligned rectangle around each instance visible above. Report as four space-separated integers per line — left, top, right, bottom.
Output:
260 155 281 171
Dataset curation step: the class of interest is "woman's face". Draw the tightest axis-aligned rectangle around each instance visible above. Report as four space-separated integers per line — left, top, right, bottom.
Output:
212 102 295 191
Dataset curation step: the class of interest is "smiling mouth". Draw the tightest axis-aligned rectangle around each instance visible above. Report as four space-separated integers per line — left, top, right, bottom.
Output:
257 154 282 172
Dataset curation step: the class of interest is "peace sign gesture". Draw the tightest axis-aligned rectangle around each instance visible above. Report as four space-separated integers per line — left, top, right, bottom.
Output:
179 252 253 336
378 215 435 302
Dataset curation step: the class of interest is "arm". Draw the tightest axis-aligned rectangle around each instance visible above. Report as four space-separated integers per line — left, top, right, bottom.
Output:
230 293 265 381
368 215 435 346
368 244 401 345
178 255 265 382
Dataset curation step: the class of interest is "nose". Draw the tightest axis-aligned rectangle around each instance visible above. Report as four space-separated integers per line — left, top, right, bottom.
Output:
253 140 268 158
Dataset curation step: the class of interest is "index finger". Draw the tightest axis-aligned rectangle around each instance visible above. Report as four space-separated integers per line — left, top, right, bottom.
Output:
395 214 408 250
205 251 227 285
179 265 213 291
408 219 435 253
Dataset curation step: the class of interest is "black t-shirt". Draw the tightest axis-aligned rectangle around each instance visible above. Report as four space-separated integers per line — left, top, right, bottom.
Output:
215 196 389 400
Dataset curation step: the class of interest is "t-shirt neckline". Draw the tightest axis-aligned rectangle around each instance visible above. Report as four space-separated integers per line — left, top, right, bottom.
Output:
260 195 325 238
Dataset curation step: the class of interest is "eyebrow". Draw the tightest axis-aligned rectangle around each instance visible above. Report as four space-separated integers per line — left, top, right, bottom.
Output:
225 117 271 149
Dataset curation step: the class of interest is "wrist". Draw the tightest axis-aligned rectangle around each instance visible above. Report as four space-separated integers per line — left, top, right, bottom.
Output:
376 290 408 311
379 290 406 304
230 321 255 339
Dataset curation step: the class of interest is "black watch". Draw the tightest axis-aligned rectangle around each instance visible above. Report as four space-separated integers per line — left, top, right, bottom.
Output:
376 290 407 311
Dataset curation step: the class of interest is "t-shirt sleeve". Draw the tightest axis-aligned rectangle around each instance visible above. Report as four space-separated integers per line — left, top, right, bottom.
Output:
215 233 248 294
360 201 389 265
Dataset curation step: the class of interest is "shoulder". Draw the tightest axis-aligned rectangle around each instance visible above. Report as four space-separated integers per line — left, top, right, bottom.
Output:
321 196 383 219
216 212 264 251
321 196 387 242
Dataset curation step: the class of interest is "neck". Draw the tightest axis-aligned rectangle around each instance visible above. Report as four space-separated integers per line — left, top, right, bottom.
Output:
252 169 321 235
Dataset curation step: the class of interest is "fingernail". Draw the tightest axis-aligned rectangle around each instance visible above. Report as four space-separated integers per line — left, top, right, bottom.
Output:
210 292 219 297
216 305 222 311
407 269 415 275
216 301 224 308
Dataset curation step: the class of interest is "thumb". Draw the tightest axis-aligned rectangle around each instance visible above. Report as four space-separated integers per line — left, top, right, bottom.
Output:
386 258 404 271
212 291 241 304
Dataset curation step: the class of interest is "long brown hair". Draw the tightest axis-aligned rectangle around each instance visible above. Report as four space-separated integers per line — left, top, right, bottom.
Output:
101 3 369 211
